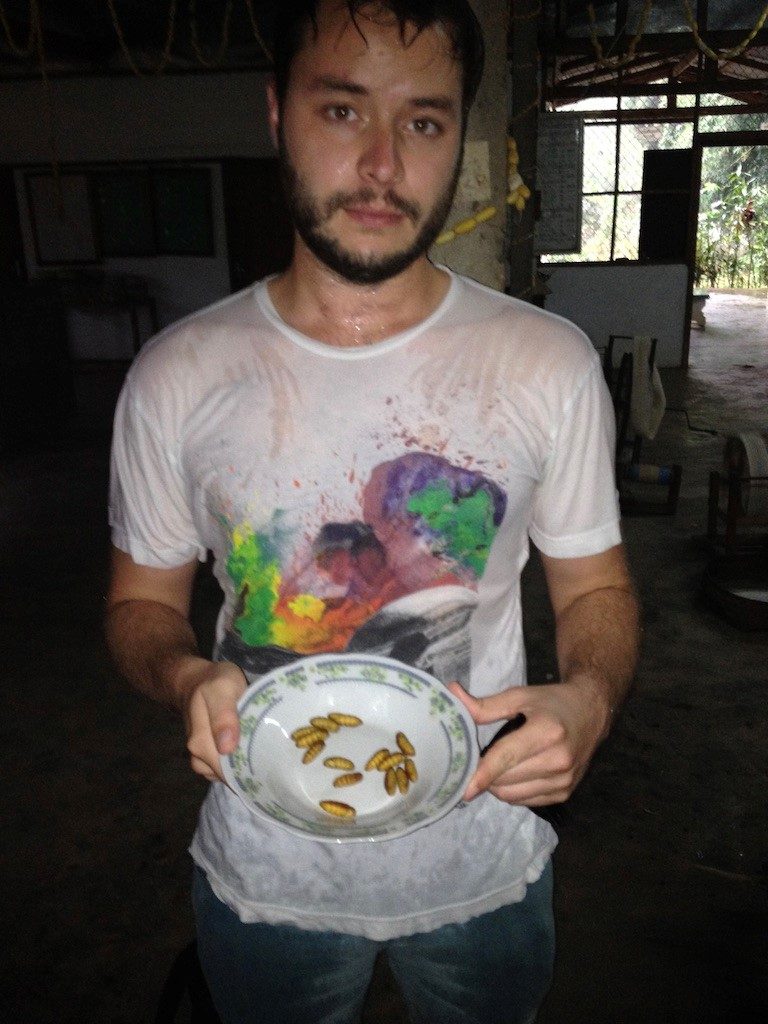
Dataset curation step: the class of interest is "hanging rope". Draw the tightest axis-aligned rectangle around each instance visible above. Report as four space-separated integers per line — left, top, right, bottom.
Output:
0 0 36 56
511 3 542 21
242 0 272 62
0 0 59 200
681 0 768 62
105 0 178 76
436 137 533 245
586 0 654 70
189 0 234 68
27 0 62 215
104 0 272 75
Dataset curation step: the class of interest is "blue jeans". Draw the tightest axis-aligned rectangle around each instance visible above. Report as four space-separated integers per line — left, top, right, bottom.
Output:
192 862 554 1024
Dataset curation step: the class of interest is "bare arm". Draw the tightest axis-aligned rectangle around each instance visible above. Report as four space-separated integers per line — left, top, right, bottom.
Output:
450 544 640 806
105 545 246 781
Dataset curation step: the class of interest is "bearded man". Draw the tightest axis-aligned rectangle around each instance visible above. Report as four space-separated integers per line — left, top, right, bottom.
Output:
107 3 639 1022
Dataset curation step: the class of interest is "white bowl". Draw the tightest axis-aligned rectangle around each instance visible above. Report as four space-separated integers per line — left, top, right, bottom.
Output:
222 653 479 843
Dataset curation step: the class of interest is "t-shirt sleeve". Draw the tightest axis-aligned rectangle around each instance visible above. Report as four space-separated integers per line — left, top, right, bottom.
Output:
528 360 622 558
109 379 206 568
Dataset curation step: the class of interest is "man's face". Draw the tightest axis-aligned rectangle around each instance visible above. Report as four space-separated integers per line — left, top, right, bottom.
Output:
269 1 465 285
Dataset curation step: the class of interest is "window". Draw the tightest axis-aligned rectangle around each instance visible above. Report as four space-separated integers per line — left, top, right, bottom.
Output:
93 166 214 257
540 110 693 263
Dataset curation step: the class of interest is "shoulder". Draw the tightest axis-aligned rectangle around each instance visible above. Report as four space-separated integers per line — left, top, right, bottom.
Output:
123 283 270 413
447 272 600 388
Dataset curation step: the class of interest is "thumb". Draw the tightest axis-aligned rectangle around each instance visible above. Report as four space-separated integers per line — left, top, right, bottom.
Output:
447 681 528 726
206 693 241 755
209 662 247 754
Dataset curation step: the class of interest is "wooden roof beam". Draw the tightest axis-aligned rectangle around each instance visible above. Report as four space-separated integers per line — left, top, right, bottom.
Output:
546 28 768 57
550 77 768 99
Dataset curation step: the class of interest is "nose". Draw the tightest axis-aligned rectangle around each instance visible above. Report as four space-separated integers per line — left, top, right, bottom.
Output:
358 123 404 187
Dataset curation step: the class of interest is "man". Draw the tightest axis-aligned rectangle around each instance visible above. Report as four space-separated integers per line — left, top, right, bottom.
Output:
106 2 640 1022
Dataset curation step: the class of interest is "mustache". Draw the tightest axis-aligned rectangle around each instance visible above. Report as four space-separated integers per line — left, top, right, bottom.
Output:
324 189 421 223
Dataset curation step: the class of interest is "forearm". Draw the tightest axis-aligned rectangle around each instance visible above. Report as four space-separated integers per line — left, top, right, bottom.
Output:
554 583 640 738
105 598 208 710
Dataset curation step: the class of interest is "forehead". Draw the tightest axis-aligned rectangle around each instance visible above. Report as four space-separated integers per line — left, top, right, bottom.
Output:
289 1 462 100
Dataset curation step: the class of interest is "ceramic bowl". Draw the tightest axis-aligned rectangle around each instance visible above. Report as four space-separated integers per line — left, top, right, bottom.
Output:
222 653 478 843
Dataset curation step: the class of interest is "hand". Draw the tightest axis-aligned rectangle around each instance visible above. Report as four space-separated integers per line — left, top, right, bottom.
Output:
177 658 247 782
448 678 610 806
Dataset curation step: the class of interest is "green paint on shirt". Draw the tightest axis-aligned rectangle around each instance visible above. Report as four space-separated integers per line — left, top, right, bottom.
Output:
226 523 281 646
407 482 497 576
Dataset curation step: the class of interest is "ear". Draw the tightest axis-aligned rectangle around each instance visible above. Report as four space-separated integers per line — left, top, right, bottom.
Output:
266 76 280 150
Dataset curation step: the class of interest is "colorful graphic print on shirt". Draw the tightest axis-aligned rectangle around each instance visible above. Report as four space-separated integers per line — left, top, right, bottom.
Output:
217 452 507 679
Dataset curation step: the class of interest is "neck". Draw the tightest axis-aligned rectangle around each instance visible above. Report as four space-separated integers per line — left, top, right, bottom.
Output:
267 241 450 347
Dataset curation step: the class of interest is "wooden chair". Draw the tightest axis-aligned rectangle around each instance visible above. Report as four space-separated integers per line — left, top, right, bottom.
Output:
602 334 682 516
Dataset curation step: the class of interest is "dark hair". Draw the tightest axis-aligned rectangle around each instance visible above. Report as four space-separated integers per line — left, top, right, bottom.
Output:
271 0 485 115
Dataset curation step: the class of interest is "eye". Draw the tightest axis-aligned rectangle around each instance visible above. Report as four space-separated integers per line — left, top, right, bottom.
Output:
410 117 442 138
325 104 359 123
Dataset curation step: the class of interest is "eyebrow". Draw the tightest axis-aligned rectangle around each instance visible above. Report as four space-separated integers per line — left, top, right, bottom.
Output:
310 75 368 96
309 75 458 114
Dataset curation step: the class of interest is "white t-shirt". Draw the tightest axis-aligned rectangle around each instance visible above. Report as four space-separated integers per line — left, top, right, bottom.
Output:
109 269 621 940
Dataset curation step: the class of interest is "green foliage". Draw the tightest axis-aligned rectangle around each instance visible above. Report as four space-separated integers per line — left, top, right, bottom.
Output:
696 147 768 289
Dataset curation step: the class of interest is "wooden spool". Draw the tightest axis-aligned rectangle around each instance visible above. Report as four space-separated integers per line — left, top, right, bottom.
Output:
722 432 768 516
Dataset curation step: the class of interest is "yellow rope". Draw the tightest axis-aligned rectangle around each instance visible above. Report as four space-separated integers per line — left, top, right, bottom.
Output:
509 89 541 126
242 0 273 62
0 0 35 56
681 0 768 61
151 0 179 75
27 0 62 216
587 0 654 70
511 3 542 22
436 139 532 245
189 0 234 68
105 0 179 76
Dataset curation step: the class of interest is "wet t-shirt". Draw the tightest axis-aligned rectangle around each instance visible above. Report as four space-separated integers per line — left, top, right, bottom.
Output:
109 270 621 939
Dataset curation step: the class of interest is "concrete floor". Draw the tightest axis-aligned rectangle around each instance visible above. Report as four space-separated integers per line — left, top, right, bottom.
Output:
1 290 766 1023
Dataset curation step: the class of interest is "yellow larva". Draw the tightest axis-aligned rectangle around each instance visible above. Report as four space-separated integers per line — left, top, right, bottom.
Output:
365 748 391 771
302 741 325 764
310 716 340 732
396 732 415 756
333 772 363 788
395 766 409 794
291 725 318 741
328 712 363 727
404 758 418 783
384 767 398 796
319 800 356 819
323 756 355 771
294 729 328 748
378 752 406 772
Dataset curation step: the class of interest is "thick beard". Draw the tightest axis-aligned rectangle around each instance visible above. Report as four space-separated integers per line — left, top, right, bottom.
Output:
278 130 462 285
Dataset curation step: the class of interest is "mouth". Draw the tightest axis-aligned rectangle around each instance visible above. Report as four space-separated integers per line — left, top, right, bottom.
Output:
343 205 408 230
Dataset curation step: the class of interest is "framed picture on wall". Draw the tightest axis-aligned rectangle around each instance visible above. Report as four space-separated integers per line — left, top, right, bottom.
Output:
152 167 214 256
92 169 155 257
25 171 99 265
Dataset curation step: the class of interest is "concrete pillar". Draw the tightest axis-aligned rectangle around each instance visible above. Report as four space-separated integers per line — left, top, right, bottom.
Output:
507 1 541 302
432 0 510 293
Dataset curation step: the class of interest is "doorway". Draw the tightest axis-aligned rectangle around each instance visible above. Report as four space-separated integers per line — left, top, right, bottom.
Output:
689 133 768 371
0 166 26 283
221 158 294 292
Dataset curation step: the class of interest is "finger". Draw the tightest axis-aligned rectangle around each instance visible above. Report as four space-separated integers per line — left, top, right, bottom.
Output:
464 718 561 801
488 777 572 806
492 787 571 807
206 685 244 754
187 727 224 777
464 745 519 801
212 711 240 755
189 753 220 783
447 681 528 727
